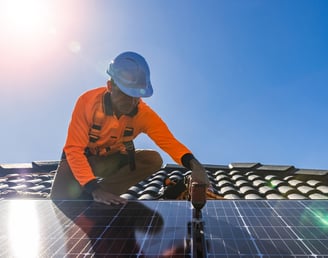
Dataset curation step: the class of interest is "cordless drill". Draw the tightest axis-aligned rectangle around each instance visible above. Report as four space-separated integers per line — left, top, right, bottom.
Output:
188 180 208 256
189 180 207 219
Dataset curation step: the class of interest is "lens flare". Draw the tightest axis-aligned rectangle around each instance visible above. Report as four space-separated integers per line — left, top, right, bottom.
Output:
69 41 82 53
300 204 328 238
1 0 54 39
313 209 328 226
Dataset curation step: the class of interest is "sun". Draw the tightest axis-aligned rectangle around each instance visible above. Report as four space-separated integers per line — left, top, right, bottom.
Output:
0 0 86 95
0 0 74 94
0 0 61 81
1 0 56 38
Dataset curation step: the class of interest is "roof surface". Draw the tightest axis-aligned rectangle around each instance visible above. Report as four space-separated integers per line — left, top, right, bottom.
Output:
0 161 327 200
1 161 328 256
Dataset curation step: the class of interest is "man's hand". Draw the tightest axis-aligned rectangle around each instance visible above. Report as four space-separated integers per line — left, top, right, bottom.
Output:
92 188 128 206
190 159 210 186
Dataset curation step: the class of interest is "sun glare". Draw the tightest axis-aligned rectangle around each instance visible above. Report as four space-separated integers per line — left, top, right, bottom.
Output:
0 0 86 92
8 200 40 258
2 0 55 38
0 0 61 68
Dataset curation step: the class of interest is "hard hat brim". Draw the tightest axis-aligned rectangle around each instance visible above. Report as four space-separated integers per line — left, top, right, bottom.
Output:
107 68 153 98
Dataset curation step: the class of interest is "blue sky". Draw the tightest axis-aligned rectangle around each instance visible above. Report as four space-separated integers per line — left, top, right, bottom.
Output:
0 0 327 169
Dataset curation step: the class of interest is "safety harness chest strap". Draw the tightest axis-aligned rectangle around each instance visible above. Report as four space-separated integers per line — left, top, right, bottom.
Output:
123 127 136 171
87 91 136 171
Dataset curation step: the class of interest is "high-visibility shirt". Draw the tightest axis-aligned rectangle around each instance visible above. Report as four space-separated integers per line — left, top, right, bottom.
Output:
63 86 193 186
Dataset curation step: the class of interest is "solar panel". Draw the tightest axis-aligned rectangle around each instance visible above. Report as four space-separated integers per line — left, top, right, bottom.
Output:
0 200 192 257
0 199 327 257
203 201 328 257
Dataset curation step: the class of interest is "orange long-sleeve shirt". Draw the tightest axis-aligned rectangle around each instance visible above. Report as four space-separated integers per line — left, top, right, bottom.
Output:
63 86 193 186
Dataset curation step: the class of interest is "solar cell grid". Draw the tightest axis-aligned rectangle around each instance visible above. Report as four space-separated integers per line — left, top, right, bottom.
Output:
0 200 193 257
203 200 328 257
0 199 327 257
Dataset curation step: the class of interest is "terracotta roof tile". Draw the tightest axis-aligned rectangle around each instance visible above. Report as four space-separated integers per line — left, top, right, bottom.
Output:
0 161 327 200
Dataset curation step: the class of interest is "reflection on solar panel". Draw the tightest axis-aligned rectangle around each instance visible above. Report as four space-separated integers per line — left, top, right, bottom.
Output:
0 200 327 257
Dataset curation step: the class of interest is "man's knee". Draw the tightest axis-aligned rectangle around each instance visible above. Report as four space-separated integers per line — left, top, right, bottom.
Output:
150 151 163 170
136 150 163 170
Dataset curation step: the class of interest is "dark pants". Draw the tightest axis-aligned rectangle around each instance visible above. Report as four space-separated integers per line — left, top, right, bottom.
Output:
50 150 163 200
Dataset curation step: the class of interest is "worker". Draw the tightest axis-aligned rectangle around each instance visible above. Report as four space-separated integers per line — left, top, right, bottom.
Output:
50 51 209 205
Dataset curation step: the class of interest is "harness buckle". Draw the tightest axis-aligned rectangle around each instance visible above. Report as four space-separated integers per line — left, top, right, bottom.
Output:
123 141 136 171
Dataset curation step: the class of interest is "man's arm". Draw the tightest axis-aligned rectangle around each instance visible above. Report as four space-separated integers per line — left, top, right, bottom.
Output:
189 158 210 186
64 91 127 205
138 103 210 186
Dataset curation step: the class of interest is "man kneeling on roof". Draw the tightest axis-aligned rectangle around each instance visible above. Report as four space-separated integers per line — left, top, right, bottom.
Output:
50 51 209 205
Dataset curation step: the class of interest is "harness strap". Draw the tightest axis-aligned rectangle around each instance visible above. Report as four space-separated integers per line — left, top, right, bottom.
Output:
123 127 136 171
88 98 105 155
87 91 136 170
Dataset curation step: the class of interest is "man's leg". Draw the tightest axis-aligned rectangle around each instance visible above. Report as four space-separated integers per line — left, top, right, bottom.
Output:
50 159 83 200
50 153 125 200
99 150 163 195
50 150 162 199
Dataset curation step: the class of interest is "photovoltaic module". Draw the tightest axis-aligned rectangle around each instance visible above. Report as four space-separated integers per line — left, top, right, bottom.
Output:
0 199 327 257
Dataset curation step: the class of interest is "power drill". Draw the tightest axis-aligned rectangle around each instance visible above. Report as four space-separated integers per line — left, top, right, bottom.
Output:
189 180 207 219
188 180 208 256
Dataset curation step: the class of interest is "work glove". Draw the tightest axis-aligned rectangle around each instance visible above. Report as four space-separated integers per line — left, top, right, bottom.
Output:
189 159 210 186
92 187 127 206
85 178 127 206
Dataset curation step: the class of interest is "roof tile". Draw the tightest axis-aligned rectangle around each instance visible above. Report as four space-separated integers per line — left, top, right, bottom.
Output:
221 186 239 195
247 174 262 181
295 169 328 176
308 193 328 199
286 193 307 199
277 185 298 196
307 180 322 187
244 193 263 199
0 161 327 201
266 193 285 199
235 180 252 188
252 179 267 188
297 185 317 195
288 179 305 187
217 180 232 188
223 193 241 199
256 164 295 173
258 186 278 195
239 186 258 195
229 162 261 170
316 185 328 194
